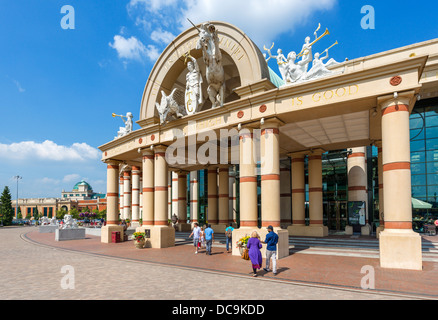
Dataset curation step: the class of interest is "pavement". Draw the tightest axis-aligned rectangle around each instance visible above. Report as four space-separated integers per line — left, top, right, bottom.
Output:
1 226 438 302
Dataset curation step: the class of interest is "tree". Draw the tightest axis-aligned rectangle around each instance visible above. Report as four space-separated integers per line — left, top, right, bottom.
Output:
0 186 14 226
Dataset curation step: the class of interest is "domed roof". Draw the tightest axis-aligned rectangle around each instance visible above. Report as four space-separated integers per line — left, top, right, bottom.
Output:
72 180 92 191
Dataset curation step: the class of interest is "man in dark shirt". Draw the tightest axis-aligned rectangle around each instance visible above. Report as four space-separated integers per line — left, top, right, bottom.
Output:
263 225 278 275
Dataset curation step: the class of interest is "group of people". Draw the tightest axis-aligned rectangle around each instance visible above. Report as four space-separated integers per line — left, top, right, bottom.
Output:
189 223 279 277
189 223 215 255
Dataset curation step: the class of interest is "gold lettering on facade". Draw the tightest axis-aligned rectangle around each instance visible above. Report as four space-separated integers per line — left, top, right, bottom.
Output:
308 85 359 104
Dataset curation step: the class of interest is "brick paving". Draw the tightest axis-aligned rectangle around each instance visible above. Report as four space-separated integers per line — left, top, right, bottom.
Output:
1 226 437 301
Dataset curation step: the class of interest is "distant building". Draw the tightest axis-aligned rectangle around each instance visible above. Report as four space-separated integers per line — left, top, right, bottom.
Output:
12 180 107 218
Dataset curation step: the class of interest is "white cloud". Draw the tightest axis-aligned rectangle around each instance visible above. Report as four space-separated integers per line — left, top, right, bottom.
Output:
126 0 337 47
0 140 100 162
109 35 161 62
63 174 81 183
151 29 176 45
109 35 148 61
13 79 25 93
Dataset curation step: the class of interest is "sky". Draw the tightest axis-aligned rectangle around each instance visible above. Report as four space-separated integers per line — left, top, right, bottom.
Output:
1 0 438 199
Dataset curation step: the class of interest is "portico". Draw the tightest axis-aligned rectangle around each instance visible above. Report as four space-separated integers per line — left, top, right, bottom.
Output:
98 21 438 270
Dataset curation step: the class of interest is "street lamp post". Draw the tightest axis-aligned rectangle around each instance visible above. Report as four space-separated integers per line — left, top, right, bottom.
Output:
13 176 22 220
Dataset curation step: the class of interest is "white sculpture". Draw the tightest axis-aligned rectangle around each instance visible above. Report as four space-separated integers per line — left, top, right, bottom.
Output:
116 112 133 138
50 217 58 226
304 50 340 81
264 24 342 86
62 214 75 229
185 53 204 115
155 89 187 125
40 216 50 226
195 22 225 109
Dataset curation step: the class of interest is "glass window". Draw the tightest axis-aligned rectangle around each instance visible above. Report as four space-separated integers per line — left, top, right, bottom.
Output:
427 162 438 174
410 117 424 129
427 186 438 198
411 139 425 152
411 174 427 186
426 138 438 151
427 174 438 186
412 186 427 198
426 116 438 127
411 151 426 163
426 126 438 139
411 162 426 175
427 150 438 162
410 128 424 140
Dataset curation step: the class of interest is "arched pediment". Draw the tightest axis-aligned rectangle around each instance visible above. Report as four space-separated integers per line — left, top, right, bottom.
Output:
139 21 270 125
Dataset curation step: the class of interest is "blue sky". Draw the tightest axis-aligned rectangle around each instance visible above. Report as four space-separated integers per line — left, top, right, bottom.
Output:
1 0 438 199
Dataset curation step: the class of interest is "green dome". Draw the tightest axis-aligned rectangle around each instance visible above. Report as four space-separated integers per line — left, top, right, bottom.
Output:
72 180 92 191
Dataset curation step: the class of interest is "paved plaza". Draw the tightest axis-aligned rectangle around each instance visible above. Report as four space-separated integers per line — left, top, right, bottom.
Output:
1 226 437 302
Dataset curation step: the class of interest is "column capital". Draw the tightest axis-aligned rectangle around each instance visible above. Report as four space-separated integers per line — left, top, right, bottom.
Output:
260 117 285 130
377 90 416 111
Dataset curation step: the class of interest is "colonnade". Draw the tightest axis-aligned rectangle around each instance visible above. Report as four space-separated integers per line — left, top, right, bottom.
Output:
102 95 422 269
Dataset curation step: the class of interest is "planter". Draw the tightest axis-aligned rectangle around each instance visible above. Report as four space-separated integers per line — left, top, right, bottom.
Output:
239 246 248 259
134 239 145 249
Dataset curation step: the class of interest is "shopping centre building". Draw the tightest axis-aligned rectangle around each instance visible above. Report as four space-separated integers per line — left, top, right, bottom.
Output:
98 21 438 271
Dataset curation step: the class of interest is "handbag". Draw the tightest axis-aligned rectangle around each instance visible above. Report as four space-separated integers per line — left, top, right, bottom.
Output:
242 248 249 260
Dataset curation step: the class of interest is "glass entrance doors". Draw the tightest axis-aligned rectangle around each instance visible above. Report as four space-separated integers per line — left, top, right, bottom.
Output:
327 201 348 231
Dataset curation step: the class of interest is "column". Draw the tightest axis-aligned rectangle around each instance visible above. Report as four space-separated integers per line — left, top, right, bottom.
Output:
347 147 370 235
141 150 154 227
101 161 124 243
131 165 141 228
308 151 328 237
229 167 237 225
238 128 258 228
190 171 199 227
123 169 131 222
168 174 172 220
379 96 421 270
260 124 281 228
375 141 385 237
119 175 124 218
154 146 169 226
280 159 292 227
177 172 191 231
291 153 306 227
171 171 178 219
218 167 229 232
207 167 218 225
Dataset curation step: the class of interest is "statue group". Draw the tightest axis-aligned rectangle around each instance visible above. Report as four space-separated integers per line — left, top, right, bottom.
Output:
156 21 226 125
265 24 342 85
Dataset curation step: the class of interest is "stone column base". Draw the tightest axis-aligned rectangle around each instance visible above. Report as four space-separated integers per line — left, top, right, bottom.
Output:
379 230 422 270
231 228 289 259
376 226 385 239
345 225 354 235
209 223 227 234
136 226 175 248
130 221 141 229
287 225 328 237
101 225 124 243
176 223 192 232
361 224 372 236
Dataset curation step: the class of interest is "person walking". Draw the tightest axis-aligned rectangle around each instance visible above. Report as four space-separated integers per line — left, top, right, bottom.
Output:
189 222 201 254
263 225 279 275
204 224 214 255
247 231 263 277
225 223 234 253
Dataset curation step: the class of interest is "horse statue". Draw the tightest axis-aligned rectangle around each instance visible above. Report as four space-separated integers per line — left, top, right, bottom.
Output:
194 21 225 109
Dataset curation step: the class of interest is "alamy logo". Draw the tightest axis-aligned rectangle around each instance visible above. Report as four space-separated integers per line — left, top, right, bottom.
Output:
361 5 375 30
60 5 75 30
60 265 75 289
